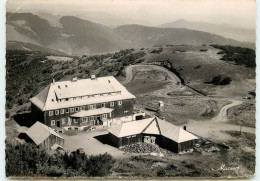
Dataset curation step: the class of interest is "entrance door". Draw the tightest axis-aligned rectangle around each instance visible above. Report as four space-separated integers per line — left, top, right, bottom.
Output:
96 115 102 125
57 120 61 128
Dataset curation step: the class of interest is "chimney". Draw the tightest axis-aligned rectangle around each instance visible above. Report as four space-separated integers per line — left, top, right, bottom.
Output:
52 79 55 84
72 77 77 82
183 124 187 131
91 75 96 80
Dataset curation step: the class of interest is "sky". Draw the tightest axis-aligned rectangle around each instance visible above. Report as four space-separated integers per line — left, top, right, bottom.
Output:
6 0 256 29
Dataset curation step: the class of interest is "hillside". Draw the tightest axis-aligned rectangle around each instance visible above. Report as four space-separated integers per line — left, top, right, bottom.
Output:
6 41 68 56
115 24 255 49
6 13 128 55
59 16 127 55
159 19 255 43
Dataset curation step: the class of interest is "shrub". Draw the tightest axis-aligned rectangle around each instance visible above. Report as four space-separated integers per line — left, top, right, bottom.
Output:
157 167 166 177
84 153 115 176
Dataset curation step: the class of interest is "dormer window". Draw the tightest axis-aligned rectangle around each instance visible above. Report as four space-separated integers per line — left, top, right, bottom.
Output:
65 85 68 88
52 99 54 102
58 85 61 89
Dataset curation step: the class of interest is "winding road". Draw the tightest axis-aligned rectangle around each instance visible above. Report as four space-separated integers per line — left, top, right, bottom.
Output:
122 64 181 85
122 64 255 141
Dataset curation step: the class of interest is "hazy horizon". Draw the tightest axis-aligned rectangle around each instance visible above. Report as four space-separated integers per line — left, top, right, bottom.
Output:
6 0 256 29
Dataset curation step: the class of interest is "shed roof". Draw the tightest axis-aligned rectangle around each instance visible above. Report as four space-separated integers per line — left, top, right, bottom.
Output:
70 108 113 118
26 121 64 146
156 118 198 143
108 118 154 137
30 76 135 111
108 117 198 143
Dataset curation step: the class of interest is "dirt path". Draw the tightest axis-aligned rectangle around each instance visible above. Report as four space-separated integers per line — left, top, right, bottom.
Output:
187 100 255 141
211 100 242 123
122 64 181 85
123 64 193 98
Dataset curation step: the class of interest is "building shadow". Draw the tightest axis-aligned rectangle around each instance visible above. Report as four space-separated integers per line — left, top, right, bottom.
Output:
13 112 35 127
94 134 114 146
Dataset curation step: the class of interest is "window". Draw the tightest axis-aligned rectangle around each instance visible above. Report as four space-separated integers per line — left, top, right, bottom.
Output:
89 105 94 109
75 107 79 112
70 108 74 113
51 120 55 126
82 118 86 123
118 101 122 105
62 118 66 124
60 109 64 114
81 106 85 111
80 118 83 123
66 108 69 113
49 111 53 116
74 118 78 123
86 117 89 122
90 116 94 121
55 110 59 115
101 103 105 108
102 114 107 119
132 135 136 138
110 102 114 107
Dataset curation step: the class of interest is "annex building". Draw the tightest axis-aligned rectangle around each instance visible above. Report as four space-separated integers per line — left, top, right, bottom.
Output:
108 117 198 153
30 75 136 131
19 121 64 150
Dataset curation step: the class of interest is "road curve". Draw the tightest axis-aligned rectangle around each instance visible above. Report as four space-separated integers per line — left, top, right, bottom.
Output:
212 100 242 123
122 64 181 85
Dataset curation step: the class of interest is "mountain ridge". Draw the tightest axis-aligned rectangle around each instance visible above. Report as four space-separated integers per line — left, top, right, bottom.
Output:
159 19 255 43
6 13 255 55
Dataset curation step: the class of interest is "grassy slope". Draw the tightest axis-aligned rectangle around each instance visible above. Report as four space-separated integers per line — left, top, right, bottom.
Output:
144 45 255 98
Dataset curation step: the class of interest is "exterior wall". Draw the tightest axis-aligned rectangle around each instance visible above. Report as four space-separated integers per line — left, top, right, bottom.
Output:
108 132 196 153
119 134 142 147
42 98 134 128
31 103 45 124
159 136 179 153
108 133 120 148
111 99 134 118
159 136 196 153
38 134 64 150
178 140 196 153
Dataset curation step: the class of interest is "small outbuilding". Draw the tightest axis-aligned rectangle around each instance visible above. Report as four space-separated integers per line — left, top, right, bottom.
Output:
108 117 198 153
21 121 64 150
